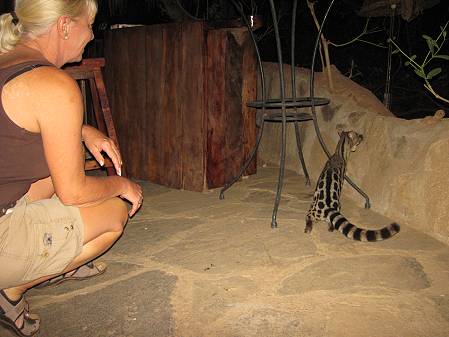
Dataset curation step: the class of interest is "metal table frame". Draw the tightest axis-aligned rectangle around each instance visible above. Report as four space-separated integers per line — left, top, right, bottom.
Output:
220 0 370 228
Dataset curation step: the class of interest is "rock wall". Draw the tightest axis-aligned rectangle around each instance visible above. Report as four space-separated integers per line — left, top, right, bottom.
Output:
257 63 449 244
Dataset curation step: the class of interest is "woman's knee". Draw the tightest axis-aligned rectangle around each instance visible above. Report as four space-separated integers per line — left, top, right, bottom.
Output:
80 197 129 240
109 197 129 233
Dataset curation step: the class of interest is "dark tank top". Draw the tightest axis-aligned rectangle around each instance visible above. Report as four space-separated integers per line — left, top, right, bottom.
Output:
0 60 53 215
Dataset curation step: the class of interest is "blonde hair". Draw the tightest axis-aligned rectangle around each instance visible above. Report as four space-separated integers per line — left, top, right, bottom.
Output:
0 0 98 53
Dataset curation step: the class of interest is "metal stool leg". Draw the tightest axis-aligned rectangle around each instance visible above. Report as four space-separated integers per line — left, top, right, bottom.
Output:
309 0 370 209
290 0 311 187
222 0 268 200
270 0 287 229
294 121 311 186
271 112 286 229
345 175 371 209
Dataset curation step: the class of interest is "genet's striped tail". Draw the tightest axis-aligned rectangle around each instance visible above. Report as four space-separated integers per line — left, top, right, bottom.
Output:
328 210 400 242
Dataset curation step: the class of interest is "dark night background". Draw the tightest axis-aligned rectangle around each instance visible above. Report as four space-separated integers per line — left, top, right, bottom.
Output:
1 0 448 119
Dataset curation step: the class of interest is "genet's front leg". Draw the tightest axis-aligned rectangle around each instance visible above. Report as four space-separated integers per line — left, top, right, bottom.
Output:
305 214 314 234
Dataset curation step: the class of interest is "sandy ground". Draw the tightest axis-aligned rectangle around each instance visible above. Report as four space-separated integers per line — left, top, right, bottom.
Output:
4 167 448 337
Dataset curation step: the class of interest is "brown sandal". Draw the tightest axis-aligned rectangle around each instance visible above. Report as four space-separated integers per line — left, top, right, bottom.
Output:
0 290 40 337
35 261 107 289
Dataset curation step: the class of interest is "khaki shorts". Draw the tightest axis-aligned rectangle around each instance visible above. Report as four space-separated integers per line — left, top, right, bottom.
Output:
0 195 84 289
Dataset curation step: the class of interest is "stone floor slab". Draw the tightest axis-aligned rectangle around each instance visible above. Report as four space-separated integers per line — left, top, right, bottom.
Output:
279 255 430 295
31 270 176 337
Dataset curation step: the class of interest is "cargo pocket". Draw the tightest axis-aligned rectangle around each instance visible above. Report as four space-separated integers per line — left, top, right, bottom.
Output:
23 218 81 282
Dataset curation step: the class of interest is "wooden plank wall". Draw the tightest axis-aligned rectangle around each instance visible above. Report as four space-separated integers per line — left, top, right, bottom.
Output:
104 23 205 191
179 23 206 191
104 22 256 191
240 32 258 177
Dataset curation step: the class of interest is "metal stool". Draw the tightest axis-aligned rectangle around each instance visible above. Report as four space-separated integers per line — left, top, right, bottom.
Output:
220 0 370 228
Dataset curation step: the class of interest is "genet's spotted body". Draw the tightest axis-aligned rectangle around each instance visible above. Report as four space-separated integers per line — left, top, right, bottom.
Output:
305 131 400 242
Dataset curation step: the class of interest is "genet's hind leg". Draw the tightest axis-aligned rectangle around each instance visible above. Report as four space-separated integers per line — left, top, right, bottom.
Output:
305 213 314 234
327 220 335 232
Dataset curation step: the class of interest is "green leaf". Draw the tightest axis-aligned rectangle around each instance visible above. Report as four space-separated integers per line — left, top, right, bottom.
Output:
414 68 426 79
405 55 417 66
426 39 435 54
422 34 432 40
427 67 442 79
392 48 400 54
434 54 449 61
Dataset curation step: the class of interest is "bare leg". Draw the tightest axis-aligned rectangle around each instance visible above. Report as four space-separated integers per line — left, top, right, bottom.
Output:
4 178 128 300
25 176 55 201
5 233 123 295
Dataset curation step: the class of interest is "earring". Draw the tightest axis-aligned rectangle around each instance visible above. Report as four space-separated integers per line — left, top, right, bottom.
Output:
63 25 69 39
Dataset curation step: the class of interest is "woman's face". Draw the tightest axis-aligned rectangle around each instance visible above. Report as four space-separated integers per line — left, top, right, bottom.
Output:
64 10 95 63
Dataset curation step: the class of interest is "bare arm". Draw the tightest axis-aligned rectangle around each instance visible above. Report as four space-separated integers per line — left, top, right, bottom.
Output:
32 67 141 215
81 124 122 176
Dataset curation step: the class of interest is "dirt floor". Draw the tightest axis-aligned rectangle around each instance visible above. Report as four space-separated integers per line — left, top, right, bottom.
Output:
4 167 449 337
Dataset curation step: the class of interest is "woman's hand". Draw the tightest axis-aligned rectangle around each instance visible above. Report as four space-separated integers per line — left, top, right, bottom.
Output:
120 180 143 217
82 125 142 216
82 125 122 176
